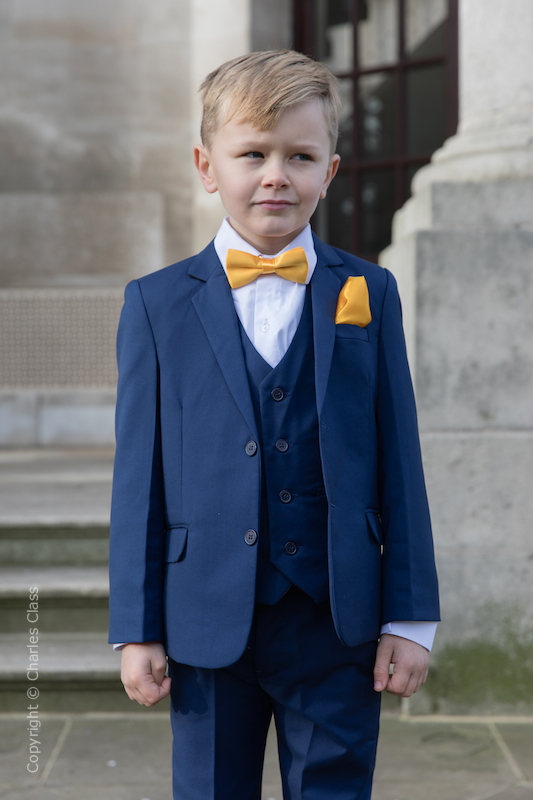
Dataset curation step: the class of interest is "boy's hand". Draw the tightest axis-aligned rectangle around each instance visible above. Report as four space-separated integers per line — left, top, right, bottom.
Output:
373 634 429 697
121 642 171 707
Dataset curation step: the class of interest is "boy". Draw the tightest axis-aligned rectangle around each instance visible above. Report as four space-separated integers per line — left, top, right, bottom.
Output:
109 50 439 799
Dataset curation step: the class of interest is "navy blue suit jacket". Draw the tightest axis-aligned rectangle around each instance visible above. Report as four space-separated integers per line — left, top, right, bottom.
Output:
108 235 439 668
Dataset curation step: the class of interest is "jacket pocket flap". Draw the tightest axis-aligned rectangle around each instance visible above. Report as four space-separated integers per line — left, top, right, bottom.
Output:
165 526 188 563
365 510 383 546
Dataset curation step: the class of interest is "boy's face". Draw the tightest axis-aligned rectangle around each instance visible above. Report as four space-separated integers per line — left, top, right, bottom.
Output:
194 99 340 254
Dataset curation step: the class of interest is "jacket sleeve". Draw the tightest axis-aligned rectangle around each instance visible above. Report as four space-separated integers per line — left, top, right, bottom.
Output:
376 269 440 624
108 279 166 644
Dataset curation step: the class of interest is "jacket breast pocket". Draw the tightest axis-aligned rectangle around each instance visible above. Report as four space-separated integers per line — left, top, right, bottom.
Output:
335 324 369 341
165 525 188 563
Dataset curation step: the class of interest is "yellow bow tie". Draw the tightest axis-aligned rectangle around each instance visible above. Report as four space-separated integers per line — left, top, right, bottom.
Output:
226 247 308 289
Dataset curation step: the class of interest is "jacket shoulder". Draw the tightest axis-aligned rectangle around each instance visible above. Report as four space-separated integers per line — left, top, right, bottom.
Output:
125 241 218 303
136 254 197 291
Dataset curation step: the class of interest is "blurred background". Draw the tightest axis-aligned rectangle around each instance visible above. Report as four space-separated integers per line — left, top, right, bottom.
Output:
0 0 532 772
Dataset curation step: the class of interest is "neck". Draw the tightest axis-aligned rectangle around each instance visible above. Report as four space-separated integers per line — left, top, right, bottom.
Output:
226 220 307 255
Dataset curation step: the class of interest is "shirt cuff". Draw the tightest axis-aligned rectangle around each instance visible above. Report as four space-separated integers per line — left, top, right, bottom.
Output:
112 643 127 651
380 621 438 652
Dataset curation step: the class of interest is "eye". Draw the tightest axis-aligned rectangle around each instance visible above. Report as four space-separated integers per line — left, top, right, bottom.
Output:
243 151 264 159
292 153 313 161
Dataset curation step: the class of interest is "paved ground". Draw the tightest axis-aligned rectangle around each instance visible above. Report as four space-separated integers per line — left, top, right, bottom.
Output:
1 711 532 799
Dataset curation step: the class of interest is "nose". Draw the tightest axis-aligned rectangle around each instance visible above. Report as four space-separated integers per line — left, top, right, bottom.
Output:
261 157 289 188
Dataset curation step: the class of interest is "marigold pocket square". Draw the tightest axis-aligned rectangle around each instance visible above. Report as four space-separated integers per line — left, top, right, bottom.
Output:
334 276 372 327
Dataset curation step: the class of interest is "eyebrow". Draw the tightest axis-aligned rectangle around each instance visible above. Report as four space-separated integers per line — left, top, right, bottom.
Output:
234 140 323 152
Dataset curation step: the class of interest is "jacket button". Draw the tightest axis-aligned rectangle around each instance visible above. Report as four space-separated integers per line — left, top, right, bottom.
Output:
275 439 289 453
284 541 298 555
271 387 284 402
279 489 292 504
245 440 258 456
244 529 258 546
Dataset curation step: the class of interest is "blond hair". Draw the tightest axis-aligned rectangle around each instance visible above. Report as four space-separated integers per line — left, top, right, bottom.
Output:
199 50 340 153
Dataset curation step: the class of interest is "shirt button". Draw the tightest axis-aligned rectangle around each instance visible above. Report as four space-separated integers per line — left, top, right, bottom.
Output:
245 440 258 456
275 439 289 453
271 387 284 402
244 529 258 546
279 489 292 504
284 541 298 555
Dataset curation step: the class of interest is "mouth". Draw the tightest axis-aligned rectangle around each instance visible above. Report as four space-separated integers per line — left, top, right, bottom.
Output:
255 199 294 210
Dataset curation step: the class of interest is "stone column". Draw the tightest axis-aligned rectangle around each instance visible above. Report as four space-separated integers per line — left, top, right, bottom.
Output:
418 0 533 186
381 0 533 712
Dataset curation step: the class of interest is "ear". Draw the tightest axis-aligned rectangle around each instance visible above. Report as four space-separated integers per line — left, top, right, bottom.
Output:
194 144 218 194
320 153 341 199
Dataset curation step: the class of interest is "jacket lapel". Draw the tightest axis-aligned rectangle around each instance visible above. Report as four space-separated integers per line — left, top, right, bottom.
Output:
310 236 344 415
188 235 343 428
189 244 258 438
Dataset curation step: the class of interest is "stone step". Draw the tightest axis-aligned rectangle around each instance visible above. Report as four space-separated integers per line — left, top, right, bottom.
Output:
0 448 113 527
0 524 109 566
0 633 156 713
0 566 109 633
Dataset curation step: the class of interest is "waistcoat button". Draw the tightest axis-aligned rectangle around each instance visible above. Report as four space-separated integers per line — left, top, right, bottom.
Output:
244 529 258 546
279 489 292 503
275 439 289 452
245 440 258 456
271 387 284 402
284 541 298 555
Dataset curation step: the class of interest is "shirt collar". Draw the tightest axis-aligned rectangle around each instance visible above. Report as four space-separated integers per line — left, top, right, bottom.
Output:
214 218 318 286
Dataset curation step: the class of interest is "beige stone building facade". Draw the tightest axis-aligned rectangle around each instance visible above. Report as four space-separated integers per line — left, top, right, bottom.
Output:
1 0 531 711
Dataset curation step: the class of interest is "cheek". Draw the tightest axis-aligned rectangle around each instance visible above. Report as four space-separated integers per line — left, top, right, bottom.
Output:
216 175 241 205
300 175 328 204
220 169 250 197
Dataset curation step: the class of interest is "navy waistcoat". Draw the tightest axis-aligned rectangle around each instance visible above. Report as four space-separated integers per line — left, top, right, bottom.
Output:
238 289 329 605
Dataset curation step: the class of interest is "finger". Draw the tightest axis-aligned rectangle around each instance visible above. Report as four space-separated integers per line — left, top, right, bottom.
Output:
131 688 152 706
386 664 411 696
159 676 172 699
401 673 420 698
415 665 429 693
131 683 162 706
151 657 168 684
408 661 429 693
136 674 171 706
122 683 150 706
410 667 427 694
389 657 408 689
122 673 158 706
138 677 165 705
374 639 394 692
398 663 429 697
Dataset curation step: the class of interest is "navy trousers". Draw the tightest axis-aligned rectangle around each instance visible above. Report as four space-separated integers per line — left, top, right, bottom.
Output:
168 588 381 799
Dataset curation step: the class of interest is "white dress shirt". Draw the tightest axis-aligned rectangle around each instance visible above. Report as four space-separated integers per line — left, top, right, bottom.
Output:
114 221 437 653
214 217 317 368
